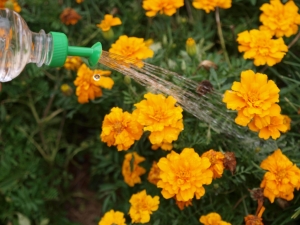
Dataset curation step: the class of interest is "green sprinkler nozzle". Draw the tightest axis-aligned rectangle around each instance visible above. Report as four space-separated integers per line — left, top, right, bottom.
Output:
48 32 102 67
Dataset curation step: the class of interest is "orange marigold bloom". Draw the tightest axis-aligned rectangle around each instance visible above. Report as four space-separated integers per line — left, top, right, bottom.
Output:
109 35 154 67
129 190 159 224
244 206 265 225
192 0 232 13
99 210 126 225
248 104 288 140
74 64 114 104
151 142 173 151
64 56 83 71
259 0 300 38
148 161 161 185
175 199 192 210
122 152 146 187
142 0 184 17
223 70 280 126
200 212 231 225
260 149 300 203
101 107 143 151
76 0 84 3
60 8 81 25
97 14 122 32
202 149 225 179
133 93 183 149
237 29 288 66
157 148 213 201
0 0 21 12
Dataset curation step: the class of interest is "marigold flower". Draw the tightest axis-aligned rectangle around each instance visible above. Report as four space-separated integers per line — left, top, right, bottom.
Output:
151 142 173 151
148 161 161 185
101 107 143 151
237 29 288 66
60 8 81 25
0 0 21 12
186 37 197 57
97 14 122 32
244 206 265 225
76 0 84 3
202 149 225 179
260 149 300 203
259 0 300 38
129 190 159 224
282 115 291 132
142 0 184 17
200 212 231 225
223 70 280 126
175 199 192 210
223 152 236 175
157 148 213 201
99 210 126 225
74 64 114 104
192 0 232 13
109 35 154 67
248 104 288 140
64 56 82 71
133 93 183 148
122 152 146 187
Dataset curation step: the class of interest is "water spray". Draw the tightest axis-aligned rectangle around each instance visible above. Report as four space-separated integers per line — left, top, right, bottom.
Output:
0 9 277 151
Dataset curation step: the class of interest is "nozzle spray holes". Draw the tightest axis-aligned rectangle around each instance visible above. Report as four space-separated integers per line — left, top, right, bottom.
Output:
93 74 101 81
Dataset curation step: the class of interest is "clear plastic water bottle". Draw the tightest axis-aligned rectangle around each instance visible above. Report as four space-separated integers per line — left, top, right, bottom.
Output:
0 8 102 82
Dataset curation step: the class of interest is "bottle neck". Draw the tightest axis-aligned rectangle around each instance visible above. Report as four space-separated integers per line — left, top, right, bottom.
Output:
29 30 53 67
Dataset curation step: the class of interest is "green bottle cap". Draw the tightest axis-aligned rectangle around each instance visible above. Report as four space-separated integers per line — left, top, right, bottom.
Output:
48 32 102 67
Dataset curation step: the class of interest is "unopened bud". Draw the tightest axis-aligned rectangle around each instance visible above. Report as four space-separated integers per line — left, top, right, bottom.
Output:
102 29 114 41
60 84 73 96
124 75 131 85
186 37 196 57
5 1 14 10
162 34 168 46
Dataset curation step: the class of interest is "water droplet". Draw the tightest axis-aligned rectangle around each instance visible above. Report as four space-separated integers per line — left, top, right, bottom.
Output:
93 74 101 81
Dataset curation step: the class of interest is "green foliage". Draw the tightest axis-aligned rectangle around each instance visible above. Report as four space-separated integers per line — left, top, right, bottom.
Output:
1 0 300 224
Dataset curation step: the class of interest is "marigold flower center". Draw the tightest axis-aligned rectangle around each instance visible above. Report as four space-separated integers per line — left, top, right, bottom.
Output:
276 169 287 181
113 122 124 134
176 170 191 184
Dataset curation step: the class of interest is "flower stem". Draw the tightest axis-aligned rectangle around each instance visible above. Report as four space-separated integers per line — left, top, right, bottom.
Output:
215 7 231 68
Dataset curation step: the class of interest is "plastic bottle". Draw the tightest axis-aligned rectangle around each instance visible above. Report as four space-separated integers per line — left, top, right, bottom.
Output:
0 8 102 82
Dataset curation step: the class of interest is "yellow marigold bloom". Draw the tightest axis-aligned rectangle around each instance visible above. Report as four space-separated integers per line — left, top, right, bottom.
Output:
202 149 225 179
64 56 82 71
148 161 160 185
0 0 21 12
248 104 288 140
101 107 143 151
151 142 173 151
129 190 159 224
144 38 154 47
223 70 280 126
60 8 82 25
142 0 184 17
192 0 232 13
175 199 192 210
133 93 183 148
200 212 231 225
122 152 146 187
237 29 288 66
260 149 300 203
157 148 213 201
74 64 114 104
109 35 154 67
99 210 126 225
259 0 300 38
97 14 122 32
244 206 265 225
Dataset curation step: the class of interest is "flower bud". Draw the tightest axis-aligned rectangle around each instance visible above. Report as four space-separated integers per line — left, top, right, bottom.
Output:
5 0 14 10
102 29 114 41
60 84 73 96
186 37 196 57
124 75 131 85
